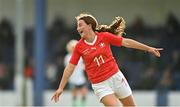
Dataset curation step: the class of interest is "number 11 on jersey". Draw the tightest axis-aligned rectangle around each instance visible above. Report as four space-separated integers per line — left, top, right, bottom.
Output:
94 55 105 66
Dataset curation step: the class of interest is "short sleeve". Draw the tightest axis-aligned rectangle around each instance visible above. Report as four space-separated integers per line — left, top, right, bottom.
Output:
69 44 81 65
103 32 123 46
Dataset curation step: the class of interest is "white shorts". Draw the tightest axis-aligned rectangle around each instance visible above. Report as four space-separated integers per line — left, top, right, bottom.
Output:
91 71 132 102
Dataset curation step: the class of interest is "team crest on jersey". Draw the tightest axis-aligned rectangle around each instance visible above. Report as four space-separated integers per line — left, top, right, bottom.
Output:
99 42 105 48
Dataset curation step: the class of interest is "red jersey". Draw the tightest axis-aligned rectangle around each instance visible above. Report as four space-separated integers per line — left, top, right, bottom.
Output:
70 32 123 84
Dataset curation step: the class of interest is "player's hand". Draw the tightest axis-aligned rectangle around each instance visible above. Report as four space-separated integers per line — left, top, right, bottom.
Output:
148 47 163 57
51 88 63 103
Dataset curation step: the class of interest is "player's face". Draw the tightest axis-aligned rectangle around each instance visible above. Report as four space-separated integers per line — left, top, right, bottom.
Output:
77 20 91 39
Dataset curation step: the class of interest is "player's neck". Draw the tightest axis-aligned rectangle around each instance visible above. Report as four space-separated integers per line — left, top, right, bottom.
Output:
85 31 96 43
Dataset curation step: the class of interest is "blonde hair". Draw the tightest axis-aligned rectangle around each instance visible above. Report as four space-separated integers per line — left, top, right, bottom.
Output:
66 40 78 53
76 13 126 35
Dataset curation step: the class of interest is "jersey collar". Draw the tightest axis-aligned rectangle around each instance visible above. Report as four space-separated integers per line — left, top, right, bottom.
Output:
84 35 97 46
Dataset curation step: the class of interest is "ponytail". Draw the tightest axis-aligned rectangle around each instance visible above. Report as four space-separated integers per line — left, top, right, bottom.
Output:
96 16 126 36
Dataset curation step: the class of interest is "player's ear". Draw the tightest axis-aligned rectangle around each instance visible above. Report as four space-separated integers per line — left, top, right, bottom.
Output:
88 24 92 27
88 24 93 29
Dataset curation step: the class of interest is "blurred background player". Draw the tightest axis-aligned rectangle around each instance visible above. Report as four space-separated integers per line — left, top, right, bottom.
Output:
64 40 88 106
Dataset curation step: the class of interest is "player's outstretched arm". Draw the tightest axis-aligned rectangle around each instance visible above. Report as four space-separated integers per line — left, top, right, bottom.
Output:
51 63 76 102
121 38 163 57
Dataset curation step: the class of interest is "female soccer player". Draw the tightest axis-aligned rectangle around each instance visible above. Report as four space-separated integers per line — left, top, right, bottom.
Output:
64 40 88 106
51 13 163 106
